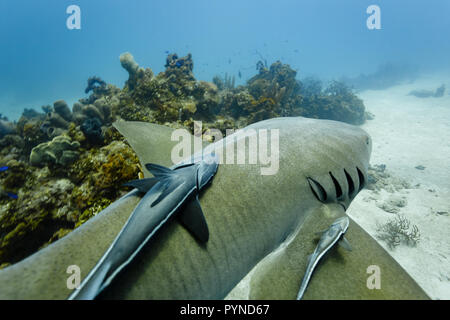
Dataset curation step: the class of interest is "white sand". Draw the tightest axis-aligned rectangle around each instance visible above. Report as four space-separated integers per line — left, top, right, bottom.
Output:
227 75 450 300
348 75 450 300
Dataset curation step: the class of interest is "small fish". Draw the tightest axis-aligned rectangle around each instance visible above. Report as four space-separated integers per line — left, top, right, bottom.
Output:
0 166 8 172
175 61 183 67
297 216 352 300
228 59 231 64
238 71 242 79
164 50 170 54
6 192 18 200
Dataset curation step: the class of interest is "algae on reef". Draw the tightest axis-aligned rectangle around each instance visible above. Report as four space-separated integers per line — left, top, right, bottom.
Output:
0 51 368 267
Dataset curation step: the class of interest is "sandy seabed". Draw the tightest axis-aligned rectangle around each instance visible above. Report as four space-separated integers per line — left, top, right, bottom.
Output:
348 75 450 300
227 75 450 300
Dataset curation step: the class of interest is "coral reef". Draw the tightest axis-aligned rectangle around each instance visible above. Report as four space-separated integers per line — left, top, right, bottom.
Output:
213 73 235 90
0 119 15 139
376 214 421 249
0 139 140 265
120 52 147 91
80 117 103 144
341 62 419 91
299 80 367 125
408 84 446 98
367 164 412 193
0 50 372 267
85 76 107 95
40 100 72 138
73 98 112 125
29 135 80 167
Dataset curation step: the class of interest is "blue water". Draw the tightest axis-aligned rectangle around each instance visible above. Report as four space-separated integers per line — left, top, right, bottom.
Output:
1 0 449 120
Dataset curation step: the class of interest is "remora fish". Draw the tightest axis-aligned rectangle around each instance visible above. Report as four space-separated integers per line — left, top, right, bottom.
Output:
0 117 429 299
296 216 351 300
69 154 218 300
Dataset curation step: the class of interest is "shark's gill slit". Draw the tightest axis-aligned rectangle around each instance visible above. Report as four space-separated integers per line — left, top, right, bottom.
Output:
356 167 365 191
328 172 343 199
344 169 355 196
307 177 327 202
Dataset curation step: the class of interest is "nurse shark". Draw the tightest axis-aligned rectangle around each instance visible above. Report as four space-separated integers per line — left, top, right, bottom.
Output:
0 117 429 299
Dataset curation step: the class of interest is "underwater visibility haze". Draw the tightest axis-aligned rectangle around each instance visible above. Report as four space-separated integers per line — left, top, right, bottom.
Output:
0 0 449 301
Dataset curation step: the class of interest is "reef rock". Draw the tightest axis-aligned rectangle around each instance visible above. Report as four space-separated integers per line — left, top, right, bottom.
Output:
0 120 15 139
39 101 72 138
73 97 112 126
80 117 103 144
29 135 80 167
120 52 148 91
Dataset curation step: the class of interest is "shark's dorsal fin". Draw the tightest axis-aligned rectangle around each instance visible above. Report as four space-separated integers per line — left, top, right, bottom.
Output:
113 121 209 178
179 196 209 243
122 178 159 193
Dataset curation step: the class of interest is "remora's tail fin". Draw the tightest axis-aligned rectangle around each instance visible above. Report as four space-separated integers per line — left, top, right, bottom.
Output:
145 163 173 178
122 178 159 193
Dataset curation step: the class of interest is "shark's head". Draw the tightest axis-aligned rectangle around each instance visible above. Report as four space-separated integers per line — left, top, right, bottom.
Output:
249 117 372 210
296 117 372 210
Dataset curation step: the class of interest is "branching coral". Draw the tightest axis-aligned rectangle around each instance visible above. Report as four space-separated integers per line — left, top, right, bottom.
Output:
376 214 421 249
85 76 107 94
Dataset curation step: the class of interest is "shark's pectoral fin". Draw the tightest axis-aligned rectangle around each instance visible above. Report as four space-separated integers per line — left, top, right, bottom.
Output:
179 196 209 243
122 178 159 193
338 236 352 252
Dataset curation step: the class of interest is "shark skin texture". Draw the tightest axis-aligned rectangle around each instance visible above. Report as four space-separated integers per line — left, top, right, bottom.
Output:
247 203 428 300
296 216 351 300
0 117 429 299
